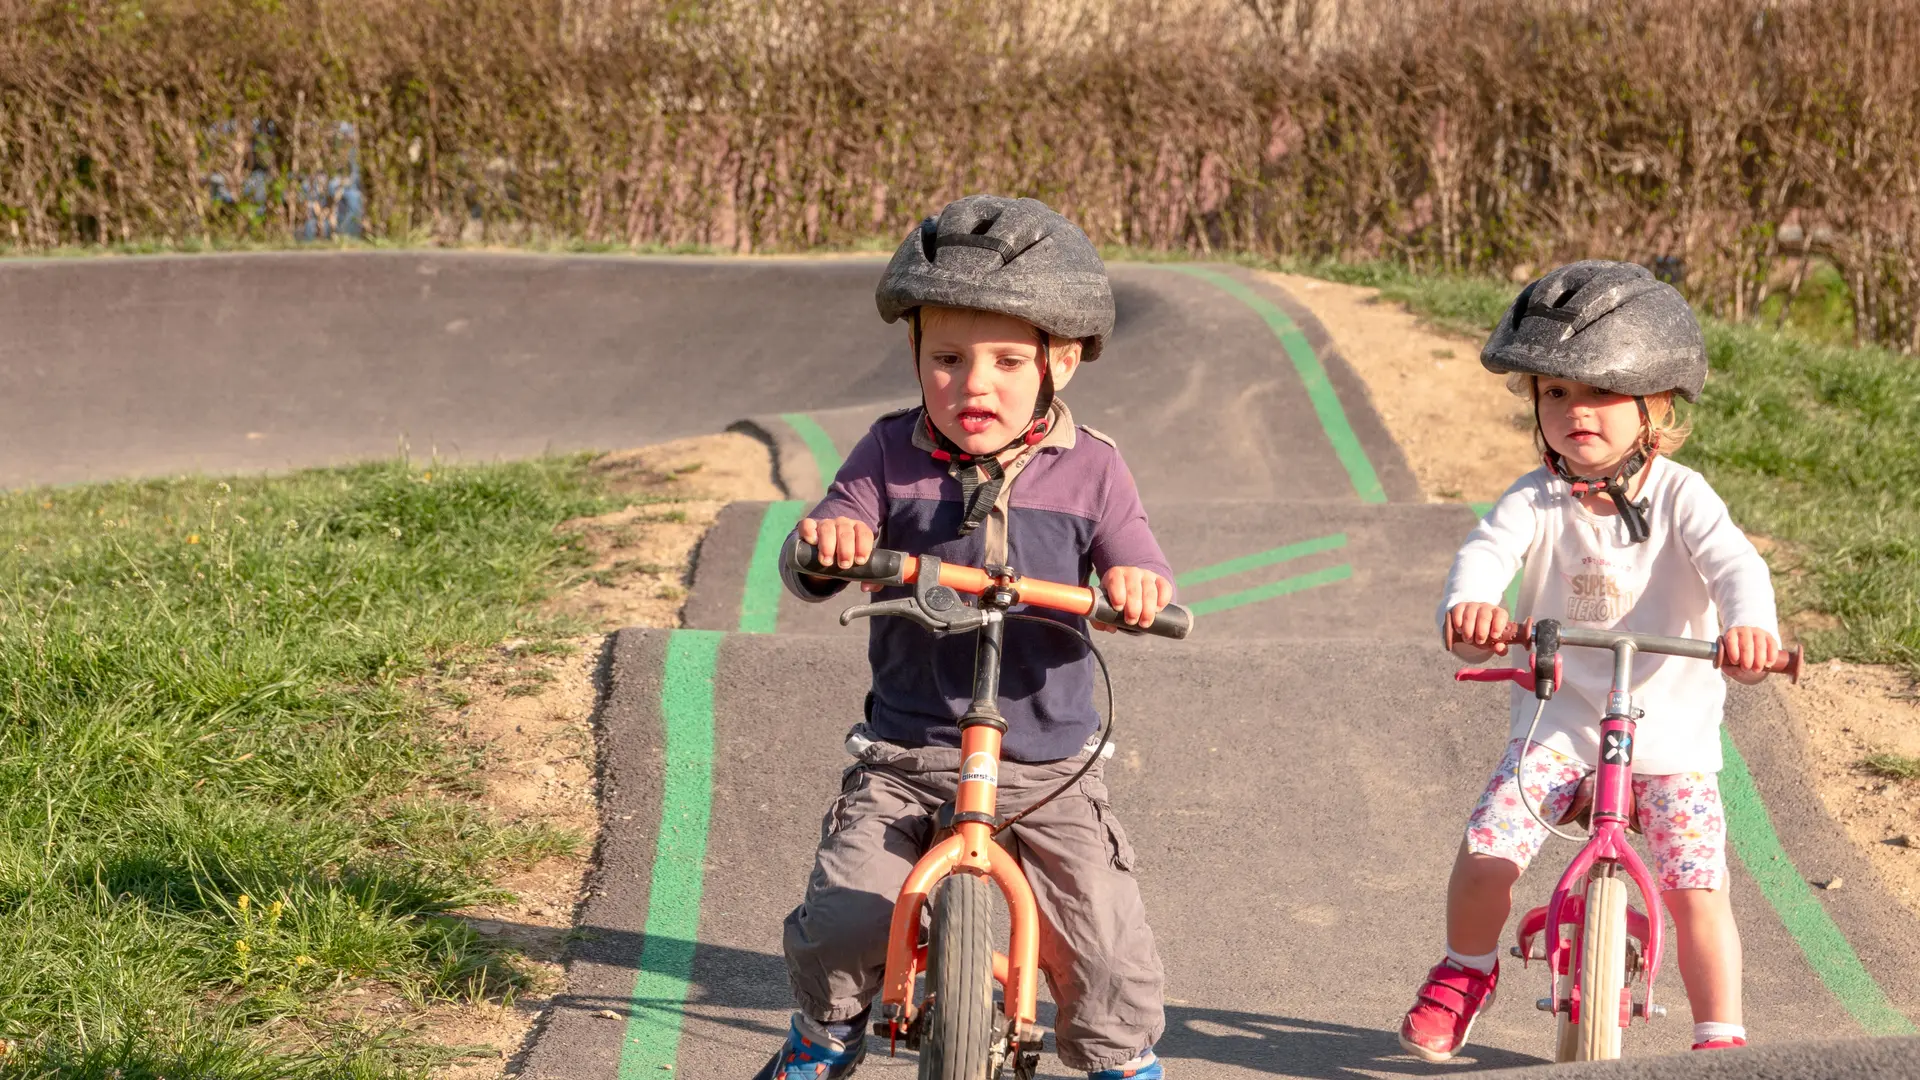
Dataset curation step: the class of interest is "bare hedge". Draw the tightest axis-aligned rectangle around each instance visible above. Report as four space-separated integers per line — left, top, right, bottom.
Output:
2 0 1916 350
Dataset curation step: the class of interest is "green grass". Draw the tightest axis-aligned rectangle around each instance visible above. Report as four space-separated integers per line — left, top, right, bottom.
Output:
1264 258 1919 676
0 456 627 1077
1861 753 1920 782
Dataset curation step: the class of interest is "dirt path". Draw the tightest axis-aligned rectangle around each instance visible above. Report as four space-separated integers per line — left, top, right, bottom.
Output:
1260 268 1920 926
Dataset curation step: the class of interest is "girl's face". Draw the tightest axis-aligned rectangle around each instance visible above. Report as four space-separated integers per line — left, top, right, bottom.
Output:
1535 377 1644 474
916 306 1079 457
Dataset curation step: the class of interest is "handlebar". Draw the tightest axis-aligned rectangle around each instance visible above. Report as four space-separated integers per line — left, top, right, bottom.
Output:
1446 617 1802 684
783 537 1193 640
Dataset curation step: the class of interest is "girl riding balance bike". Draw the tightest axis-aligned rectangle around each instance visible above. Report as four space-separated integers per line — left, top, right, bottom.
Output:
1400 261 1787 1062
754 195 1185 1080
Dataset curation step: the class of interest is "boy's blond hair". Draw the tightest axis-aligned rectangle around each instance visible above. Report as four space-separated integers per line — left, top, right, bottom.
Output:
1508 373 1692 458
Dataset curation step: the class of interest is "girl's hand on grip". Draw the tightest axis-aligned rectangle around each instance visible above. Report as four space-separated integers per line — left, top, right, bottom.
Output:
797 516 874 577
1720 626 1780 684
1447 602 1510 657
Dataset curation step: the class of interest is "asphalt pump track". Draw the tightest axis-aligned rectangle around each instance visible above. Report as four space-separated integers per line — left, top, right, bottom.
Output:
5 253 1916 1079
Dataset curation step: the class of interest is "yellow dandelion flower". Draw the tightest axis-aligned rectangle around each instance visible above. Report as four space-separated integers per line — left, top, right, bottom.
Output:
268 900 284 924
187 534 200 545
422 471 432 481
236 894 250 912
294 955 314 967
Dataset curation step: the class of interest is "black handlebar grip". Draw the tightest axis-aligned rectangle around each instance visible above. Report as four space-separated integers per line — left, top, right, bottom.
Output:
782 534 910 585
1089 594 1194 640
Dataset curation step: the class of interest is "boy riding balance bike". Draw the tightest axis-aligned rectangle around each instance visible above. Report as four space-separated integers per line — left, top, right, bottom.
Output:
754 195 1190 1080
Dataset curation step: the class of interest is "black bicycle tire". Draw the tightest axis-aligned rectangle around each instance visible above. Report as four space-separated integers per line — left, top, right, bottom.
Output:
920 872 998 1080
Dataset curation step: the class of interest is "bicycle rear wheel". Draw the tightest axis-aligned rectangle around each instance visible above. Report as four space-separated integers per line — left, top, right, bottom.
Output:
1572 874 1628 1061
919 872 999 1080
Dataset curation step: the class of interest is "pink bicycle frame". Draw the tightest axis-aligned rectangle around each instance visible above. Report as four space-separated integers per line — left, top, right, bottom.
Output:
1529 707 1666 1027
1456 619 1800 1036
1460 633 1670 1030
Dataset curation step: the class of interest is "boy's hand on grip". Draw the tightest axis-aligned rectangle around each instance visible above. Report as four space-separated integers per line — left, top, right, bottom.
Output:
797 517 875 580
1720 625 1780 684
1095 566 1172 633
1447 602 1510 657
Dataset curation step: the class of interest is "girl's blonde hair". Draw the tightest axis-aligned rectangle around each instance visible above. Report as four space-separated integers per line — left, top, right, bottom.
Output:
1508 373 1692 458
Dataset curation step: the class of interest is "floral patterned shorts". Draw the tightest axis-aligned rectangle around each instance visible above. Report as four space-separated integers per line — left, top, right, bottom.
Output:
1465 738 1728 892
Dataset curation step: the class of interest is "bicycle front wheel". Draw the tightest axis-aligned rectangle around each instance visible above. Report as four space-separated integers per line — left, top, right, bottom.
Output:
919 872 999 1080
1572 874 1629 1061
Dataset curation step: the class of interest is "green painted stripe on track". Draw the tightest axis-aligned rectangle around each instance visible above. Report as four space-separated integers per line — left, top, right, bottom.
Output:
1175 533 1347 590
741 501 805 634
1187 563 1354 616
1719 730 1916 1035
618 629 723 1076
1166 265 1386 504
780 412 844 496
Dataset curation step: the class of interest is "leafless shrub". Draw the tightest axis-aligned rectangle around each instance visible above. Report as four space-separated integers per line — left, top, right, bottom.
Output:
2 0 1915 349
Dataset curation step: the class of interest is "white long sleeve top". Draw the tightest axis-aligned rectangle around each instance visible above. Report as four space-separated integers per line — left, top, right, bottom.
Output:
1438 456 1779 775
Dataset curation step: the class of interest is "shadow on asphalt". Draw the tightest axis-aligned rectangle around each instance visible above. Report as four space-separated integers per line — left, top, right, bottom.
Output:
1155 1006 1548 1076
529 926 1550 1076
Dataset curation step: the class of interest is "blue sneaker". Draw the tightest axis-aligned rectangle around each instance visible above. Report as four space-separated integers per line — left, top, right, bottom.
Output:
750 1010 868 1080
1088 1048 1163 1080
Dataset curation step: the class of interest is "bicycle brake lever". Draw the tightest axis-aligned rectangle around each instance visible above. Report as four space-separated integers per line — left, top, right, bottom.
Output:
841 597 988 634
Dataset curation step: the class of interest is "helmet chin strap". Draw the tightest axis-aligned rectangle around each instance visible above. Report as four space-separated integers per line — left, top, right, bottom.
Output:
1541 395 1655 544
910 308 1057 536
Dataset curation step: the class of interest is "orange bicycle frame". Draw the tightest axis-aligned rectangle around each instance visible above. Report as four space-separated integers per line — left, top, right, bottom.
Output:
779 534 1193 1051
879 718 1042 1034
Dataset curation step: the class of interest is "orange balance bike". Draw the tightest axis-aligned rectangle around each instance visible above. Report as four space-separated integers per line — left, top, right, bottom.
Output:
784 535 1194 1079
1450 617 1800 1061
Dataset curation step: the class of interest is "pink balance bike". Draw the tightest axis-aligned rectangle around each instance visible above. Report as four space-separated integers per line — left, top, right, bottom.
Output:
1449 617 1800 1062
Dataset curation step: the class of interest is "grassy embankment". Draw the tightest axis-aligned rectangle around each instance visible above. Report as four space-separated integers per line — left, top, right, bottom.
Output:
0 456 646 1077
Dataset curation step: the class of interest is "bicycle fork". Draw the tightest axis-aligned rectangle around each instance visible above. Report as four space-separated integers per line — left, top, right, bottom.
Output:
1516 640 1668 1030
874 594 1045 1059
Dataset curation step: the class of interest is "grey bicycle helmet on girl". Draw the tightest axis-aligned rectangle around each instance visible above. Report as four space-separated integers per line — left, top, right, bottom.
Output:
1480 260 1707 402
875 194 1115 362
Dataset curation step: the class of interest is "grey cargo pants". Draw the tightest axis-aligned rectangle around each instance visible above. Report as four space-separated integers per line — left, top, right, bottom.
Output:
782 730 1165 1072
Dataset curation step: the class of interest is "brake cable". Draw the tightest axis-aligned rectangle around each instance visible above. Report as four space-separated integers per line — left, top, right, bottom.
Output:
1517 698 1586 843
990 613 1116 836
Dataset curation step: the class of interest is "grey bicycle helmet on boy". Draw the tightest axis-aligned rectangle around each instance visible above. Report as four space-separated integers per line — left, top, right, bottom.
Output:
1480 259 1707 402
875 194 1117 537
1483 260 1708 545
876 194 1115 362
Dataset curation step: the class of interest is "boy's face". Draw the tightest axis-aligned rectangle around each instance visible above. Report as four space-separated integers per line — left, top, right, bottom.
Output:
1535 377 1643 473
915 306 1080 457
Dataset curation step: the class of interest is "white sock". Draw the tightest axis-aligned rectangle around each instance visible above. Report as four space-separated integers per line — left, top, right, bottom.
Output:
1445 946 1498 974
1693 1021 1746 1044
